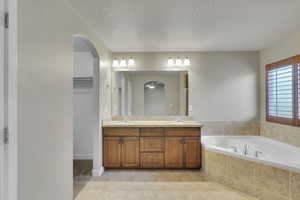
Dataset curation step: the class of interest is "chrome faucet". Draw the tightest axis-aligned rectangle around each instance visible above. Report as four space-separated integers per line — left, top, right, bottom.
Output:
230 145 238 153
123 116 129 123
255 151 262 158
242 144 249 156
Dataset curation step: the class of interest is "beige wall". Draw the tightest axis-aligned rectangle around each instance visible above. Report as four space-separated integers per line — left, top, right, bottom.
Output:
260 31 300 147
112 52 260 135
17 1 112 200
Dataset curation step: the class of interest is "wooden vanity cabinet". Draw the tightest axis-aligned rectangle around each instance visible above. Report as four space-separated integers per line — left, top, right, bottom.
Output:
165 137 185 168
103 137 122 168
103 127 201 169
103 128 140 168
121 137 140 168
140 137 164 152
140 152 164 168
184 137 201 168
165 137 201 169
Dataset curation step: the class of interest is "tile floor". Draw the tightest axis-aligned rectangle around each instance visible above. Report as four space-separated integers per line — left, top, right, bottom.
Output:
74 170 258 200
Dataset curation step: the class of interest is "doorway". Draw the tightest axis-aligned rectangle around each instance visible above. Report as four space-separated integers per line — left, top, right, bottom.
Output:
72 35 101 183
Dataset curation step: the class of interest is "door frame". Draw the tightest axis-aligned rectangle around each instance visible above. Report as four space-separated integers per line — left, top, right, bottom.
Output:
72 35 103 176
0 0 6 199
3 0 18 200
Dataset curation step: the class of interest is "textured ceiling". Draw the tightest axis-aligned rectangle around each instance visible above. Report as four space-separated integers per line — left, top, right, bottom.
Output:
70 0 300 52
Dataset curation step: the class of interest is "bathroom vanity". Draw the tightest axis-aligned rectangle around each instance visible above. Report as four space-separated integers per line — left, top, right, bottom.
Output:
102 121 202 169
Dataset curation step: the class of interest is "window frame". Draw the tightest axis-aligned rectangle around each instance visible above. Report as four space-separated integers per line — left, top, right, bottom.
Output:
265 55 300 127
296 62 300 126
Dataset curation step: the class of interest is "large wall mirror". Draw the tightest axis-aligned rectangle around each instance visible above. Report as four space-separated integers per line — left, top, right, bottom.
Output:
114 71 189 116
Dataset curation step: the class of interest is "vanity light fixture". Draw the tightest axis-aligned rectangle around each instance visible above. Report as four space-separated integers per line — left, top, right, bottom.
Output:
175 57 182 66
128 57 135 66
112 58 120 68
120 58 127 67
168 57 175 66
183 57 191 66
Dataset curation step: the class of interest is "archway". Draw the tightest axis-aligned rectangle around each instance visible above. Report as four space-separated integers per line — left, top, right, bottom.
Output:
72 35 101 181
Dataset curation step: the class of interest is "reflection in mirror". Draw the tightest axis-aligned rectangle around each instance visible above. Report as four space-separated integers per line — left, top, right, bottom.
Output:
114 71 189 116
144 81 166 115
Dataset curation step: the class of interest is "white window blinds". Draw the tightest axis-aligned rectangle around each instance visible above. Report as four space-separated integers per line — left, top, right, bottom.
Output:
266 55 300 126
267 65 293 119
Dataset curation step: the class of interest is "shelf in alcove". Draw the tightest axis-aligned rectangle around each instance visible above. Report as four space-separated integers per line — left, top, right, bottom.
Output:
73 77 93 82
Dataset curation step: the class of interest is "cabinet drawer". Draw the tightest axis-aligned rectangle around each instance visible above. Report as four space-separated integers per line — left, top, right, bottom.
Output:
140 153 164 168
165 128 200 137
103 128 139 137
140 137 164 152
140 128 164 137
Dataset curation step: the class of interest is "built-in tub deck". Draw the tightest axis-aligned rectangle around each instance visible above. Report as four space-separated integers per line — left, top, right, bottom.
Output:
202 136 300 199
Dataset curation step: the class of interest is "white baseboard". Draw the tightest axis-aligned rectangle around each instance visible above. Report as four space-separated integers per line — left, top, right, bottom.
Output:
92 166 104 177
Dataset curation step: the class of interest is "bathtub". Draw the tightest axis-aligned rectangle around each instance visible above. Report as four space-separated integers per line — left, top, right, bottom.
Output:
202 136 300 173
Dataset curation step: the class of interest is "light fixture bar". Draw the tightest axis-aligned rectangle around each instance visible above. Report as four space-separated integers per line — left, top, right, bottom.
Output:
168 57 174 66
120 58 127 67
128 57 135 66
112 58 119 68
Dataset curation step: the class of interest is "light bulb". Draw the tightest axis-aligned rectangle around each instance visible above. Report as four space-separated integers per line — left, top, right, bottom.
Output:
112 59 119 68
128 57 135 66
168 57 174 66
183 58 190 66
175 58 182 66
120 58 127 67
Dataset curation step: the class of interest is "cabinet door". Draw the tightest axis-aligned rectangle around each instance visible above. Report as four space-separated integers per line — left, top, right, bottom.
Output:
165 137 184 168
184 137 201 168
103 137 122 168
122 137 140 168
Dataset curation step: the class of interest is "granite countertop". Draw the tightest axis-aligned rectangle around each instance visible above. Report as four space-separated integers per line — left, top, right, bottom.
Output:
102 120 203 128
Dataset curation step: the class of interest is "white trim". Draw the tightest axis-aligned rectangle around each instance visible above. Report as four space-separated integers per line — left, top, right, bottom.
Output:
92 55 101 177
7 0 18 200
92 166 104 177
73 154 93 160
0 0 6 199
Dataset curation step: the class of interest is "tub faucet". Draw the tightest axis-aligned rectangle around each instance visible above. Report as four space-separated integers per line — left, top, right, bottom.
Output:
230 146 238 153
243 144 249 156
255 151 262 158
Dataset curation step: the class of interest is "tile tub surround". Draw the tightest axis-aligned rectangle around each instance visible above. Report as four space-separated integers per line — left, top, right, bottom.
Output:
201 121 260 136
261 121 300 148
203 149 300 200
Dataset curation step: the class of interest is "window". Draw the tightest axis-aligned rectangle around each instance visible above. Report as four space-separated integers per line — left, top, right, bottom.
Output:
266 55 300 126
